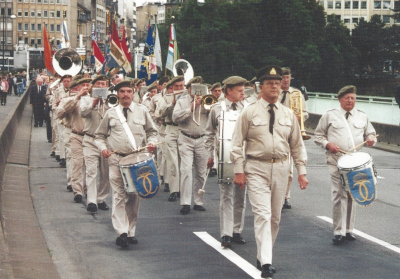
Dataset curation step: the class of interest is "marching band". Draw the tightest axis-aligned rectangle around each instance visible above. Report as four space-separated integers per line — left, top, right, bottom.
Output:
34 48 378 278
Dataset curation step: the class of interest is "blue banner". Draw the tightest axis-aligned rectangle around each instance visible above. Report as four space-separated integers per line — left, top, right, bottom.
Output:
346 168 377 207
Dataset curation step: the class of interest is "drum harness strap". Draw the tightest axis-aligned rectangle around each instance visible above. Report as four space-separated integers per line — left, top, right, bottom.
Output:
115 105 137 150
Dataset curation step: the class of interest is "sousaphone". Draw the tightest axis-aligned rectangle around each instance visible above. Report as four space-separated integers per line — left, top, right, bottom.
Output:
52 48 82 77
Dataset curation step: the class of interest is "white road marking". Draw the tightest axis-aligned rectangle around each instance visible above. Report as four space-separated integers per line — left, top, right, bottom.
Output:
194 232 262 279
317 216 400 254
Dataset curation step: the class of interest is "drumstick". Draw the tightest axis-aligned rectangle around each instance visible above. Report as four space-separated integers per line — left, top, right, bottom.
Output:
348 134 379 153
198 168 210 195
338 149 351 155
135 142 164 152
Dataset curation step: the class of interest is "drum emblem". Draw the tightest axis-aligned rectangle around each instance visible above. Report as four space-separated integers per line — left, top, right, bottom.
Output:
136 166 158 197
352 172 374 203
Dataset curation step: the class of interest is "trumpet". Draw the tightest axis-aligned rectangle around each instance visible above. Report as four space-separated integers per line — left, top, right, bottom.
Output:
289 90 311 140
191 84 217 126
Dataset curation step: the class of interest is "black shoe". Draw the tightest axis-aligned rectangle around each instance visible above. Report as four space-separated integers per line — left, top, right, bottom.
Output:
193 204 206 211
55 155 61 162
66 185 73 192
128 237 138 245
261 264 274 278
221 236 232 248
232 233 246 244
257 260 276 273
345 233 356 241
87 203 97 212
164 183 170 192
50 152 55 157
74 194 82 203
332 235 345 244
60 159 66 167
34 125 38 127
282 199 291 209
160 176 164 184
47 140 52 143
209 168 217 177
168 192 177 202
98 202 109 210
180 205 190 215
116 233 129 248
177 192 180 198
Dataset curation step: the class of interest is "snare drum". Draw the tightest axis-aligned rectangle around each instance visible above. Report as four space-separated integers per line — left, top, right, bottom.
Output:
118 152 160 199
337 152 377 207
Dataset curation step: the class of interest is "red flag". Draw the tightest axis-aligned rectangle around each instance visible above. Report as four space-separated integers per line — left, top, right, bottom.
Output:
120 26 132 63
92 40 105 73
43 25 55 75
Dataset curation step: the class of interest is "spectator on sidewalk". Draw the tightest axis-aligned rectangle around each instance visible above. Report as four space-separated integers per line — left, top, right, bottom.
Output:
1 76 9 106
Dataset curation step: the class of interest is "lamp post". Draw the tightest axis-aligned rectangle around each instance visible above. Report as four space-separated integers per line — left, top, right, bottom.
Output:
1 12 16 72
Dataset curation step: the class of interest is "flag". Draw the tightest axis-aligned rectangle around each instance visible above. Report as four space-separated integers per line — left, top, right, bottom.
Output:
60 20 70 48
91 22 97 41
154 25 162 70
139 24 158 85
120 25 132 73
109 22 130 72
43 25 55 75
165 23 179 72
92 40 105 74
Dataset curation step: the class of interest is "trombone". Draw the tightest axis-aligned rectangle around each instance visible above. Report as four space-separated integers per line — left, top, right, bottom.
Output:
289 90 311 140
191 84 218 126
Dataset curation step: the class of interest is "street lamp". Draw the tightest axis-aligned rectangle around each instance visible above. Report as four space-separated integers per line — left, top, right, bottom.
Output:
1 13 16 72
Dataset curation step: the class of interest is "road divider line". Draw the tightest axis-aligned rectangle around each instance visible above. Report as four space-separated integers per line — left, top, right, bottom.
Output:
317 216 400 254
194 232 260 279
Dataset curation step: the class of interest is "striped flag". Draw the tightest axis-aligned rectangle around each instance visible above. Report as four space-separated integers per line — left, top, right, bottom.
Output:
119 25 132 73
60 20 70 48
91 22 97 41
92 40 105 74
165 23 179 72
109 22 129 71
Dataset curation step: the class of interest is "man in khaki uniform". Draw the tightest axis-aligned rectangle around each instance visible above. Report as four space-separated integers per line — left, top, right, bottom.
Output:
80 75 111 212
57 78 91 202
231 66 308 278
314 85 376 244
95 80 158 249
278 67 309 210
46 77 60 158
157 77 184 201
172 76 208 215
205 76 247 248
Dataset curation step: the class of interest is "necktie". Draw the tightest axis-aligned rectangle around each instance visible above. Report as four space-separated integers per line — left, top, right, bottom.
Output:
123 108 128 120
231 103 237 111
268 104 275 135
38 86 41 93
345 111 350 120
281 91 289 103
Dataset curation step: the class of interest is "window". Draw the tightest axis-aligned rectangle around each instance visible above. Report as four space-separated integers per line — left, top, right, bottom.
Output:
24 23 28 31
383 15 391 23
31 10 35 17
17 9 22 17
395 1 400 9
37 24 42 31
345 1 351 9
352 17 359 24
361 1 367 9
44 0 48 2
38 0 41 2
18 0 22 2
37 38 42 45
37 10 41 17
24 0 28 2
31 23 35 31
50 11 54 18
383 1 391 9
44 10 48 17
24 10 28 17
344 18 350 23
353 1 359 9
335 1 341 8
7 8 11 15
327 1 333 8
56 24 60 31
6 37 12 45
56 11 61 18
31 38 35 46
25 37 28 44
63 0 67 4
374 1 381 9
18 23 22 31
31 0 35 2
50 0 54 3
50 24 54 31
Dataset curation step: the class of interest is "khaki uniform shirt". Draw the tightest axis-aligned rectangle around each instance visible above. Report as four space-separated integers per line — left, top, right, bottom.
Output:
204 99 243 158
56 95 85 132
172 94 209 136
314 107 376 164
95 103 158 154
244 92 258 106
157 94 176 124
80 95 109 136
279 86 309 121
231 98 307 174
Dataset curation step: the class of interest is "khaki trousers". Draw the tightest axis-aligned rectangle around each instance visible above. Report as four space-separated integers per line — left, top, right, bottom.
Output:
219 182 246 237
109 154 140 236
51 112 59 154
70 133 85 196
58 123 66 159
285 157 293 200
245 158 289 266
62 127 72 186
83 136 110 205
328 164 356 236
164 125 180 193
178 133 207 206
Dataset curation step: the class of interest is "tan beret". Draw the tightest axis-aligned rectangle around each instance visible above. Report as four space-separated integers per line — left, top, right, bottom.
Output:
186 76 203 88
337 85 356 98
222 76 247 86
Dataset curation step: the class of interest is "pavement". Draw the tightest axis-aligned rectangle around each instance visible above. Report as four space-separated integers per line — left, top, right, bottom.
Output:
0 98 400 279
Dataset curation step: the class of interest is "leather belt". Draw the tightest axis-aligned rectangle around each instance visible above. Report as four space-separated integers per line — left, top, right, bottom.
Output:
72 131 85 136
181 131 205 139
246 155 287 164
84 133 95 138
165 122 178 126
